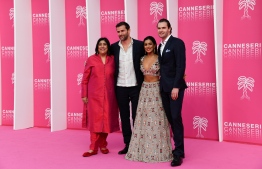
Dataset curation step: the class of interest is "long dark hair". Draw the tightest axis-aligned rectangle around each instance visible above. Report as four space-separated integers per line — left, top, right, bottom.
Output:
143 36 157 55
95 37 111 55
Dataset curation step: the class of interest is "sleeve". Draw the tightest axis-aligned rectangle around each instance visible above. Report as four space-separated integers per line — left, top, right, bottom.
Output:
110 44 114 55
140 41 145 58
81 57 92 98
173 39 186 88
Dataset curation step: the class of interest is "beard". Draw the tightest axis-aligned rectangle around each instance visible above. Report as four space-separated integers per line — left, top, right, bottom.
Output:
119 34 128 41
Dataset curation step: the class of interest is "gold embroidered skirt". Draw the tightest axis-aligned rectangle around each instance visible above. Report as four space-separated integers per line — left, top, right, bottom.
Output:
125 81 173 163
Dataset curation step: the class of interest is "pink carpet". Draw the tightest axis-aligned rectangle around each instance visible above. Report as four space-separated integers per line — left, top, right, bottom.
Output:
0 126 261 169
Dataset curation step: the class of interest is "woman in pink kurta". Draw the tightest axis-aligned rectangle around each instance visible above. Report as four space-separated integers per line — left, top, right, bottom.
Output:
81 37 119 157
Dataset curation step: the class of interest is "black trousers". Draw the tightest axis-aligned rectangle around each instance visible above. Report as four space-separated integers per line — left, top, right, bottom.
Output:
161 89 185 158
116 86 140 145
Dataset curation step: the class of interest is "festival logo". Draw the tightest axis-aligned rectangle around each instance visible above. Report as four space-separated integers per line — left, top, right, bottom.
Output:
44 43 50 62
77 73 83 93
237 76 255 100
150 2 164 23
178 5 213 21
67 112 82 125
32 13 49 25
76 6 86 26
66 46 88 59
223 42 261 59
193 116 208 138
2 110 14 122
100 10 125 24
224 121 262 139
185 82 216 96
1 46 14 58
9 8 14 27
77 73 83 85
45 108 51 126
192 41 207 63
239 0 256 20
34 79 51 90
11 73 14 84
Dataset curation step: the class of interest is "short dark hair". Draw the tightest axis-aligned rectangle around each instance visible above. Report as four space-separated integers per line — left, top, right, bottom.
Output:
157 18 172 33
143 36 158 55
95 37 111 55
116 21 130 30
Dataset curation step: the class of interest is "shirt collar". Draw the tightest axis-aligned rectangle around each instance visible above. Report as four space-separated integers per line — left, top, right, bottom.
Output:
118 38 133 47
161 35 171 45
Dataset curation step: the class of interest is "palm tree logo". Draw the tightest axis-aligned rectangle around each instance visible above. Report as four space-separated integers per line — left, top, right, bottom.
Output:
192 41 207 63
45 108 51 126
44 43 50 62
150 2 164 23
193 116 208 138
239 0 256 20
76 6 86 26
11 73 15 84
77 73 83 94
9 8 14 27
77 73 83 85
237 76 255 100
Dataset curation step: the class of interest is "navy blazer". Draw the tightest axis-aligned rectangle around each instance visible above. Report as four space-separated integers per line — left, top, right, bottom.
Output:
158 36 188 92
111 39 145 87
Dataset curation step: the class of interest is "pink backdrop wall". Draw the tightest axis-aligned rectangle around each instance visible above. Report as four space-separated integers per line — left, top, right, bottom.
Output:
65 0 88 129
32 0 51 127
223 0 262 144
138 0 167 42
178 0 218 140
100 0 125 44
0 0 14 126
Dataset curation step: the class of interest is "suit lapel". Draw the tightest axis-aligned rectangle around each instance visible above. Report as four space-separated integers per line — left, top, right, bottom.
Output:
115 43 120 69
161 36 173 58
158 44 162 62
132 39 137 64
158 43 162 55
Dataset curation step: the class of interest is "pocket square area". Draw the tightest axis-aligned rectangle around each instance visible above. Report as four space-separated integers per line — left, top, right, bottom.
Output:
166 49 170 52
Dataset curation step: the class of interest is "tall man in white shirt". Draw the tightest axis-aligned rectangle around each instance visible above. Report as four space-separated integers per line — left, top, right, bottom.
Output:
111 22 145 154
157 18 188 166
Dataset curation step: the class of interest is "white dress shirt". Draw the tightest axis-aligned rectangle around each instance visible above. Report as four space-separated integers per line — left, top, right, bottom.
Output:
117 39 137 87
160 35 171 56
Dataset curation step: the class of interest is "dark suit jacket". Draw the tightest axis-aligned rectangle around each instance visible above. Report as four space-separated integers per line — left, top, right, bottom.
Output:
158 36 188 92
111 39 145 88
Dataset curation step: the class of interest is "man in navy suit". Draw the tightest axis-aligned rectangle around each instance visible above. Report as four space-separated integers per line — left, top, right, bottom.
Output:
111 22 144 154
157 18 188 166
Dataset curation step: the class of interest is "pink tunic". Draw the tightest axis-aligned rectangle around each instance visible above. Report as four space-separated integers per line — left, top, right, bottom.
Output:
81 54 119 133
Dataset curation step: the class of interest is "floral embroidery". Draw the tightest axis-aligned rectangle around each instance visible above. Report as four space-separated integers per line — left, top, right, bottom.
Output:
140 56 160 76
125 81 172 163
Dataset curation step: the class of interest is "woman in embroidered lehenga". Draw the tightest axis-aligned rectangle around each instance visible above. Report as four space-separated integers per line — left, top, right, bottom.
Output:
125 36 172 163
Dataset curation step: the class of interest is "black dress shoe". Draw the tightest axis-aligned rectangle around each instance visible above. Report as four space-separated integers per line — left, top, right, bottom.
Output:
118 146 129 154
171 150 185 158
171 155 183 167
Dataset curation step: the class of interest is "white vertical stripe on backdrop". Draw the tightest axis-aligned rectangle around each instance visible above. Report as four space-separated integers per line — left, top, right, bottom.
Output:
124 0 138 39
214 0 223 142
13 0 34 130
49 0 67 132
86 0 101 57
167 0 178 37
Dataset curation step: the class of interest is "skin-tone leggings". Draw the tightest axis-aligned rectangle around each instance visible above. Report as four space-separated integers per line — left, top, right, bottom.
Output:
89 132 108 151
